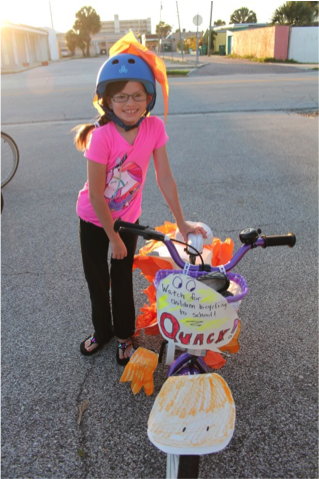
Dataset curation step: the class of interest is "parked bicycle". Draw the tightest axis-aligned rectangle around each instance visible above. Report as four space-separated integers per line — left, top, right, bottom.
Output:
114 219 296 479
1 132 19 187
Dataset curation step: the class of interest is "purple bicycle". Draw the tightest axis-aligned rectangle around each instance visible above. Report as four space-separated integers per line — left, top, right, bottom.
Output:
114 219 296 479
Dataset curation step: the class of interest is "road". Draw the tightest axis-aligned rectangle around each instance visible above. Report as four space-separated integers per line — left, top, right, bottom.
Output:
1 57 318 479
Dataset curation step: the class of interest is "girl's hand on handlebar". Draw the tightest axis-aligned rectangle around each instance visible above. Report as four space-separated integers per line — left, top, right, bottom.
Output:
110 236 127 260
178 221 208 242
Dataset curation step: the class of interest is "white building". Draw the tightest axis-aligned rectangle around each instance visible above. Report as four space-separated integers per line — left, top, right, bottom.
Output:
1 22 57 71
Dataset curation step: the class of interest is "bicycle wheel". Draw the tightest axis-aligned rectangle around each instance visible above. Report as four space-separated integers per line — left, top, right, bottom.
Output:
1 132 19 187
167 454 200 479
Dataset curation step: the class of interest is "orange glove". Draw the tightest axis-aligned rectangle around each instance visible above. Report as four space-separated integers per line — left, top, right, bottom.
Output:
120 347 159 395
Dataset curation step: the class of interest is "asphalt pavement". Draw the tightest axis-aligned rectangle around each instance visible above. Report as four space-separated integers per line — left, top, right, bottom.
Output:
1 57 318 479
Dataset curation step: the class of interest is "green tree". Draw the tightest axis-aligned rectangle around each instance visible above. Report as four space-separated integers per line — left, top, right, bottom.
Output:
65 29 78 55
156 21 172 39
271 1 316 25
72 6 101 57
214 19 226 26
230 7 257 24
202 29 218 52
77 30 89 57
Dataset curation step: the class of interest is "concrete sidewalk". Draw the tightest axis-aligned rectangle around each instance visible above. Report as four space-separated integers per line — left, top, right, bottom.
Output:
2 53 317 75
161 51 318 70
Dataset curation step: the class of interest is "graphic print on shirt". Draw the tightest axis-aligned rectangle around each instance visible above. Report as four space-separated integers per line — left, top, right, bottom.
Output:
104 153 143 212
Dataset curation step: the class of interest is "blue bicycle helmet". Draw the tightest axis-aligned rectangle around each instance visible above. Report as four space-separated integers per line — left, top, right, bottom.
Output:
94 53 156 131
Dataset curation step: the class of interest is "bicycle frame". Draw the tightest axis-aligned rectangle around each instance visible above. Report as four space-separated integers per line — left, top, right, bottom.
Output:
167 352 210 376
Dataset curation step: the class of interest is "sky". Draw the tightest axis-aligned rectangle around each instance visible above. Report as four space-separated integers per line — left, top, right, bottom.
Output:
1 0 286 33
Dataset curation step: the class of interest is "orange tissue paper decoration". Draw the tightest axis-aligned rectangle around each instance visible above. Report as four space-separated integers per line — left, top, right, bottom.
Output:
205 237 234 267
133 255 173 284
135 284 160 336
203 351 227 369
138 221 178 256
203 321 242 369
219 320 241 354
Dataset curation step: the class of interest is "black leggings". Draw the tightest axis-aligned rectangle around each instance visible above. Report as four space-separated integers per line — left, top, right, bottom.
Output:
79 219 138 343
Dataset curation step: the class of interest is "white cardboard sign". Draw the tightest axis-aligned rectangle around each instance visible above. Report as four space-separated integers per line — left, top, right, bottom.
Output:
156 273 239 351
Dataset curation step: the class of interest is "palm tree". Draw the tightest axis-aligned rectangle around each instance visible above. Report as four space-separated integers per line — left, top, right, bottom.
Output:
156 21 172 39
230 7 257 24
271 1 315 25
201 29 218 53
214 19 226 26
73 6 101 57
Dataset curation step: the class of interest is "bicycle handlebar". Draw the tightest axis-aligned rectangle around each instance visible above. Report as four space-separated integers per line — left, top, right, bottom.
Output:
113 218 296 272
261 233 296 248
114 219 149 232
114 219 166 242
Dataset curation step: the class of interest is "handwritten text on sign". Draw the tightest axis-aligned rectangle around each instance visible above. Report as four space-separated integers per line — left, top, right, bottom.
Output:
156 274 239 351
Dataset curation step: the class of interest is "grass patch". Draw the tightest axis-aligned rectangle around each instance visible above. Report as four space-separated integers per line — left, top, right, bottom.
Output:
297 110 318 118
167 70 190 76
227 54 299 64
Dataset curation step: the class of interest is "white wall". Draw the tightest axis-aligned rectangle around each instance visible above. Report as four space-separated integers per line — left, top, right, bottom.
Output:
226 31 233 55
39 35 50 61
288 26 318 63
45 28 59 61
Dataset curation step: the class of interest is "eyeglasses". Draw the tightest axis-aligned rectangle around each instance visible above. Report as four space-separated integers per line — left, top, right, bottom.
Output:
111 92 148 103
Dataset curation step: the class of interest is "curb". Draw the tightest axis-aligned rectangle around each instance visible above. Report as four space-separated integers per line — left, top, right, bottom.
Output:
1 62 51 75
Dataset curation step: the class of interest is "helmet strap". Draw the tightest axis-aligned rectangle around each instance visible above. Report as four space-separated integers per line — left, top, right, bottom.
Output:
100 105 149 132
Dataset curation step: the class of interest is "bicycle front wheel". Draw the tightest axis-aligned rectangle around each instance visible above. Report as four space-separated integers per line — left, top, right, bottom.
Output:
167 454 200 479
1 132 19 187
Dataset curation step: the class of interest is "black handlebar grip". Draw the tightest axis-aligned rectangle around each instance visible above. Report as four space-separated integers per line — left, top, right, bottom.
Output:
113 219 165 241
113 218 148 233
117 226 165 242
262 233 296 248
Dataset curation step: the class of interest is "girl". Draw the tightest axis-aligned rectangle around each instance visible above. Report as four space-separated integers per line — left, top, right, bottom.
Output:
74 49 205 365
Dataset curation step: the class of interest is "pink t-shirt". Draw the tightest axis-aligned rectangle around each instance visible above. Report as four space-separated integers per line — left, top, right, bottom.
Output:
77 116 168 227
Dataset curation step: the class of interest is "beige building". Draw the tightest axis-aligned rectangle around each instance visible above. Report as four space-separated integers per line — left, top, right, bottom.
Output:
60 15 152 56
100 16 151 35
91 16 151 55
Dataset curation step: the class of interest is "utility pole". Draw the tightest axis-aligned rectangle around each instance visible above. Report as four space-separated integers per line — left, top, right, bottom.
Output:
208 1 213 56
176 1 183 60
158 1 162 55
196 22 199 66
49 1 54 29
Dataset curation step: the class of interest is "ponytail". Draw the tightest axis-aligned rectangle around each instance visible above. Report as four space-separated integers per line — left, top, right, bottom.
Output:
73 114 110 151
74 80 128 151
